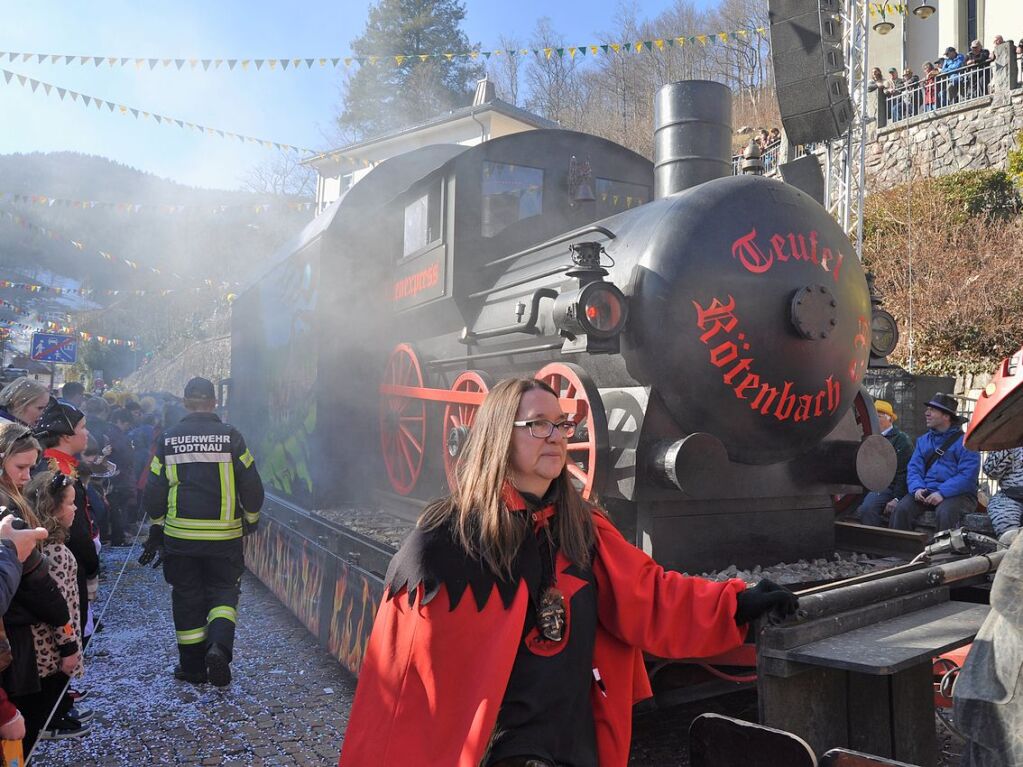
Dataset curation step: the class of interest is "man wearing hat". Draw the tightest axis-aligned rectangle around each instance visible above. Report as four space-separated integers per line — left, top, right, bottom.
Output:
858 400 914 527
941 46 966 104
887 393 980 532
141 377 264 687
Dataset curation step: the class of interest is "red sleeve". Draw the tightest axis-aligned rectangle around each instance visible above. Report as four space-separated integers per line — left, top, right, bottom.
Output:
0 688 19 726
591 513 747 659
339 584 528 767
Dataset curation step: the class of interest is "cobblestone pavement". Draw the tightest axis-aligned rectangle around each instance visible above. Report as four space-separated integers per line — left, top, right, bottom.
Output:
34 544 356 767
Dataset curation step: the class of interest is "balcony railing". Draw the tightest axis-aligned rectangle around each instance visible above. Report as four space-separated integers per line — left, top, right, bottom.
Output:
880 64 992 126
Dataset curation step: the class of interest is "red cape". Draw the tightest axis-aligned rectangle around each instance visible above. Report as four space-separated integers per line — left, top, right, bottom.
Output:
339 510 747 767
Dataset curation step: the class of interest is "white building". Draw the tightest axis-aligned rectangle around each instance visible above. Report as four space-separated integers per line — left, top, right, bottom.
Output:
304 80 559 214
869 0 1023 75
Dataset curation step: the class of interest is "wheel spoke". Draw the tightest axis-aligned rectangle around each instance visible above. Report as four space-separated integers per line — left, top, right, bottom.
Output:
566 463 588 483
399 423 423 454
398 436 416 477
567 442 591 452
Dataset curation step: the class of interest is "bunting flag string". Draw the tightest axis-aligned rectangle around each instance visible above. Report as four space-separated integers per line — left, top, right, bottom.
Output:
0 317 138 348
0 67 345 163
0 27 768 73
0 207 191 281
0 278 225 298
0 192 314 215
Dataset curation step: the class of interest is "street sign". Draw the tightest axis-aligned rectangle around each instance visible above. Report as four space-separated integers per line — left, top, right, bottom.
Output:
30 332 78 364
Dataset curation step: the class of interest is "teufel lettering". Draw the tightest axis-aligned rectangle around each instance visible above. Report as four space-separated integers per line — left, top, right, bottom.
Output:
692 295 841 422
731 227 845 283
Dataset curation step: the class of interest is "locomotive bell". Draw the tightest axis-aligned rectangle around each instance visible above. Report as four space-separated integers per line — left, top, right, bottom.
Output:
552 242 628 354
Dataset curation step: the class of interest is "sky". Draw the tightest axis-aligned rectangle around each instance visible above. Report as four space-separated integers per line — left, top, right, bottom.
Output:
0 0 717 191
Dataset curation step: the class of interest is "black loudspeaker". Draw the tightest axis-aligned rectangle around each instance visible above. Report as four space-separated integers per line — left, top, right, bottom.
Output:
768 0 853 144
779 154 825 205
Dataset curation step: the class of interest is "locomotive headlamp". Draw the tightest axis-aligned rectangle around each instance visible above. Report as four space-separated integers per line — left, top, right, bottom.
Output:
553 241 629 354
553 281 628 340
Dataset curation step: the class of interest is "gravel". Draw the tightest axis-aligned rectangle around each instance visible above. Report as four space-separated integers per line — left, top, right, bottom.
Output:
33 543 356 767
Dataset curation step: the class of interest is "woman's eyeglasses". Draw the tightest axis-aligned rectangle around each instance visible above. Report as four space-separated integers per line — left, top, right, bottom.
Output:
513 419 576 439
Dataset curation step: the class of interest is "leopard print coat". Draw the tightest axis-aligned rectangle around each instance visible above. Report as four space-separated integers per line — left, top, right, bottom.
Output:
30 542 83 679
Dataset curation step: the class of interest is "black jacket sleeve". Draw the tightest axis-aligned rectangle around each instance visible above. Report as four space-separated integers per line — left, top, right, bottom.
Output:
233 430 264 515
0 541 22 615
4 553 70 629
65 482 99 580
142 431 170 523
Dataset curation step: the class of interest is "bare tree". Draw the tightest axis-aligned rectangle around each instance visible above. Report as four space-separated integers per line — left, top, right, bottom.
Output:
488 35 525 105
243 153 317 199
524 18 585 126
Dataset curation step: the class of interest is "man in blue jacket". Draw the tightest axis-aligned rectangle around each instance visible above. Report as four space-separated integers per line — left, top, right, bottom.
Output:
889 392 980 531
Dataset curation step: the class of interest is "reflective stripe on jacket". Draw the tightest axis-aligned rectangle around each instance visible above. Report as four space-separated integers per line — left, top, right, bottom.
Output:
142 411 264 546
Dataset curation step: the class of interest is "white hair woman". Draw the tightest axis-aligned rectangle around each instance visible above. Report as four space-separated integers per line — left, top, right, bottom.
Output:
0 378 49 427
339 378 797 767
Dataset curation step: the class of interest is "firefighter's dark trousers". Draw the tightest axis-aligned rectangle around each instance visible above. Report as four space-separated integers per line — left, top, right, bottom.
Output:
162 548 244 673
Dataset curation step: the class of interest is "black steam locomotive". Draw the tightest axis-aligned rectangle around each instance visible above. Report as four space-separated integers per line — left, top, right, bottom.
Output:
231 81 894 573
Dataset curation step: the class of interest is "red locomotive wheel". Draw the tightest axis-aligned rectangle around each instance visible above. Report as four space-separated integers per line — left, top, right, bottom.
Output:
833 387 880 514
535 362 609 500
379 343 428 496
443 371 492 491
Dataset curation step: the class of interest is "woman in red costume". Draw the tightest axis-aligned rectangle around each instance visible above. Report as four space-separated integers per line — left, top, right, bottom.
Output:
339 378 798 767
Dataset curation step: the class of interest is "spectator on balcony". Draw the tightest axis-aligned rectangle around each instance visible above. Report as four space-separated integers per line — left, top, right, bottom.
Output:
885 67 905 121
902 67 921 117
965 40 992 97
922 61 939 111
941 46 966 104
756 128 770 150
992 35 1004 49
768 128 780 145
1016 39 1023 58
868 66 885 91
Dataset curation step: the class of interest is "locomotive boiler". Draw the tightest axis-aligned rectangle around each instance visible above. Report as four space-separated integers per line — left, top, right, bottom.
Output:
230 80 894 573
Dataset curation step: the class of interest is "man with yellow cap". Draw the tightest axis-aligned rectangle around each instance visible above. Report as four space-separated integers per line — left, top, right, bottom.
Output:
858 399 914 526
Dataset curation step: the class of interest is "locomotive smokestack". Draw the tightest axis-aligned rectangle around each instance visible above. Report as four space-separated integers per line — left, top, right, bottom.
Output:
653 80 733 199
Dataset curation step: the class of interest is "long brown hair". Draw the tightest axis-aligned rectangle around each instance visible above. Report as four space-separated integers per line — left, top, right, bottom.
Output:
419 378 596 579
24 471 70 544
0 422 43 527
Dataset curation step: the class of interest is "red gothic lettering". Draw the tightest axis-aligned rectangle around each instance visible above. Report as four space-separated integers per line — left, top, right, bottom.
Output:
693 294 844 423
691 296 738 343
770 234 789 262
729 228 846 283
731 228 773 274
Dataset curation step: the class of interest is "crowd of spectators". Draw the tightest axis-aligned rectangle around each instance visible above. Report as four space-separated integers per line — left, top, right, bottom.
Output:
871 36 1016 124
0 376 188 758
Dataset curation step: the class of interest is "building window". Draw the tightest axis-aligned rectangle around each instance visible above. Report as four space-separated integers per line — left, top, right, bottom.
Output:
595 178 651 216
403 181 442 258
481 161 544 238
966 0 977 47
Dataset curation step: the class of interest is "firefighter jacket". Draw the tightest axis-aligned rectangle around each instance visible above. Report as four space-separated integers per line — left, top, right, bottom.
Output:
143 412 264 555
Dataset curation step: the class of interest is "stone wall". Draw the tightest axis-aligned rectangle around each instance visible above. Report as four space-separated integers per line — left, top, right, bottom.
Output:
866 43 1023 188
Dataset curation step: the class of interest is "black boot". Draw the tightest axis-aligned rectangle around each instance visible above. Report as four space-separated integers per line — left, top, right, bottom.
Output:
173 664 207 684
206 644 231 687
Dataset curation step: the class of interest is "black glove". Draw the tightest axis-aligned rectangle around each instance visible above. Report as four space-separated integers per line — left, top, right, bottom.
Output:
734 579 799 625
138 524 164 568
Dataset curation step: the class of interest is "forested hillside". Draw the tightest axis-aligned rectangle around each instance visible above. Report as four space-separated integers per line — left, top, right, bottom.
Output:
0 151 311 378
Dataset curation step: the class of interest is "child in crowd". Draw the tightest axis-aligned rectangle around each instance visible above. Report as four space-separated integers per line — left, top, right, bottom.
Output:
23 471 90 744
0 424 86 750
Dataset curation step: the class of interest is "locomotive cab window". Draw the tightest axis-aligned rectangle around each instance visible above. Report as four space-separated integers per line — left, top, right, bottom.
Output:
403 181 442 259
596 178 650 217
481 161 544 238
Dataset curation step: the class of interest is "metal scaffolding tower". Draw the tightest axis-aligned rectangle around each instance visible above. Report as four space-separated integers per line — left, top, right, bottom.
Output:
824 0 871 261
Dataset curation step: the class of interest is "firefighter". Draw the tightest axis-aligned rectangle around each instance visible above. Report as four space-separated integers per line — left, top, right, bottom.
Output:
140 378 264 687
